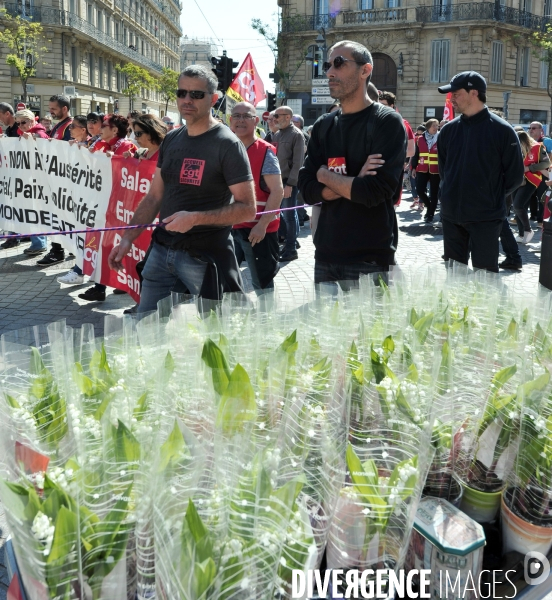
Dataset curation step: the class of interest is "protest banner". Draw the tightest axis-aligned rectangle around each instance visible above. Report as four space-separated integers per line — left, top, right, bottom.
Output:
83 156 157 302
0 138 156 300
0 137 112 263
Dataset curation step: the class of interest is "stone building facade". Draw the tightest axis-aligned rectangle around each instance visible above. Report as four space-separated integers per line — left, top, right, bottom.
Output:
278 0 552 127
0 0 181 118
180 37 217 72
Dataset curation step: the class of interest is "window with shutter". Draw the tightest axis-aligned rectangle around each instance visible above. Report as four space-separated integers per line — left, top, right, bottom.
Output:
491 41 503 84
430 39 450 83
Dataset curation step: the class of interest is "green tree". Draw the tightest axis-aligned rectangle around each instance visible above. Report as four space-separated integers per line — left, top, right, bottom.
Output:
532 27 552 125
115 62 156 111
251 18 309 103
157 67 179 114
0 8 47 103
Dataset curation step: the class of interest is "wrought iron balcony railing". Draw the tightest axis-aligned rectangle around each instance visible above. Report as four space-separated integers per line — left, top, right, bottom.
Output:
2 4 165 71
280 2 550 32
342 7 408 23
416 2 550 31
280 13 336 33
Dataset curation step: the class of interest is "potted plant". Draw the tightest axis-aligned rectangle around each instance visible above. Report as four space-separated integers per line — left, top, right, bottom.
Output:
502 373 552 555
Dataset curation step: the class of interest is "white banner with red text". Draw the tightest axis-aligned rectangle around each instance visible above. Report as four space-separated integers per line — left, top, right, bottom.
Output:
0 138 155 300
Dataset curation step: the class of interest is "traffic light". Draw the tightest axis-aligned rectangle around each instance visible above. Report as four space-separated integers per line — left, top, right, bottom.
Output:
222 54 239 91
269 69 281 84
211 55 225 91
267 92 276 112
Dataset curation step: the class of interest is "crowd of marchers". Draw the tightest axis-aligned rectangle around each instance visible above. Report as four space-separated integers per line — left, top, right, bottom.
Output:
1 42 550 316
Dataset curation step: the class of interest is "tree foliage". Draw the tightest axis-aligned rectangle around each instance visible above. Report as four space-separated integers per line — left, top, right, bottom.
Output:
157 67 179 113
115 63 156 110
0 9 47 103
251 18 309 102
531 27 552 121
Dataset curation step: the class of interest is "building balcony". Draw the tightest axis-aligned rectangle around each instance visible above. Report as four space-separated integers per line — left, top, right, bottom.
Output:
280 2 550 33
416 2 549 30
3 4 165 72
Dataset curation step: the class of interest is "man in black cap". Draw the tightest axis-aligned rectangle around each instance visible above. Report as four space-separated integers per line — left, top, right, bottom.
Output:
437 71 524 272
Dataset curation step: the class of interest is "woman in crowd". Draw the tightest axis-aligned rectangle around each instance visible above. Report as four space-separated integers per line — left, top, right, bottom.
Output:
411 118 440 223
125 113 167 161
15 109 48 255
513 130 550 244
16 109 48 139
68 115 90 145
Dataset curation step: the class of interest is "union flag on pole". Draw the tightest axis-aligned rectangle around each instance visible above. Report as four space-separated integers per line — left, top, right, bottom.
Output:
443 92 454 121
227 53 266 106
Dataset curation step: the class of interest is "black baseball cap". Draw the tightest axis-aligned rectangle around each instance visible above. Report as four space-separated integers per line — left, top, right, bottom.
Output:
438 71 487 94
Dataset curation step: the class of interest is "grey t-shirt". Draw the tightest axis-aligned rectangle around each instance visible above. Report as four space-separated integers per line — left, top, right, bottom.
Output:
155 123 253 248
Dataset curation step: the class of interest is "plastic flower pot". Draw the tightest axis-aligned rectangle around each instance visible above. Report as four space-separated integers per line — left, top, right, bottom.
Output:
459 483 502 523
501 491 552 556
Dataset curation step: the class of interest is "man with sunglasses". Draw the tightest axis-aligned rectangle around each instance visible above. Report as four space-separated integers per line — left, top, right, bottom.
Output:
108 65 255 310
298 41 407 288
272 106 306 262
230 102 283 294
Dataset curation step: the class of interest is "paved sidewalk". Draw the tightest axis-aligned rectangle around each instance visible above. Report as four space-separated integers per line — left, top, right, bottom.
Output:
0 192 548 597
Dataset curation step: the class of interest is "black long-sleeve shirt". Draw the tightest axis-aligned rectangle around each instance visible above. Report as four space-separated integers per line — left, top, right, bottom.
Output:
298 103 406 264
437 107 524 223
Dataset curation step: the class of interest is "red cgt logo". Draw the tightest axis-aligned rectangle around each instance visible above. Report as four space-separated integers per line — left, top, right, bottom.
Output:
180 158 205 186
328 157 347 175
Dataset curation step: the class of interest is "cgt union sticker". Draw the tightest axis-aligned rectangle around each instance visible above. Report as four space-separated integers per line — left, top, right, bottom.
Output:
328 157 347 175
180 158 205 186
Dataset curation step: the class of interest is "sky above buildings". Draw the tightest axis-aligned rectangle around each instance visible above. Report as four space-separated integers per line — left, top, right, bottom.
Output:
181 0 279 107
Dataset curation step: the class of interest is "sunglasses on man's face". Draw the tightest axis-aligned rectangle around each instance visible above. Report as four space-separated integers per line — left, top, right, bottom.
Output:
176 89 207 100
322 55 367 73
273 113 289 119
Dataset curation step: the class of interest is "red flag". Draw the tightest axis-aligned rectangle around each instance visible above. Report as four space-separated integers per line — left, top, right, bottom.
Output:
228 53 266 107
443 92 454 121
7 576 24 600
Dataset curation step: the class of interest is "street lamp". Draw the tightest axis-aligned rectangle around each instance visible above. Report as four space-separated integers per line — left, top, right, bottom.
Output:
315 28 328 64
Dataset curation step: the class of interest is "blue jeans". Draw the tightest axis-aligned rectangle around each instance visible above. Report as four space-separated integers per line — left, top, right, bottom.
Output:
280 186 299 252
138 242 207 313
29 236 46 250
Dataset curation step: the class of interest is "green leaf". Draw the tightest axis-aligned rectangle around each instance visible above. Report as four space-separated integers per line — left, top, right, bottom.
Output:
30 347 45 375
46 506 78 564
216 364 257 434
279 330 298 356
201 338 231 396
73 364 94 396
517 372 550 400
113 420 141 466
0 480 29 522
133 392 149 422
158 420 186 472
382 335 395 355
414 313 434 342
5 394 20 409
185 498 208 544
193 557 216 599
346 444 386 510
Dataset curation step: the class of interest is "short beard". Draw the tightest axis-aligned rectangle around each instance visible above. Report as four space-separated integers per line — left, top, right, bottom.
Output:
331 78 361 103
